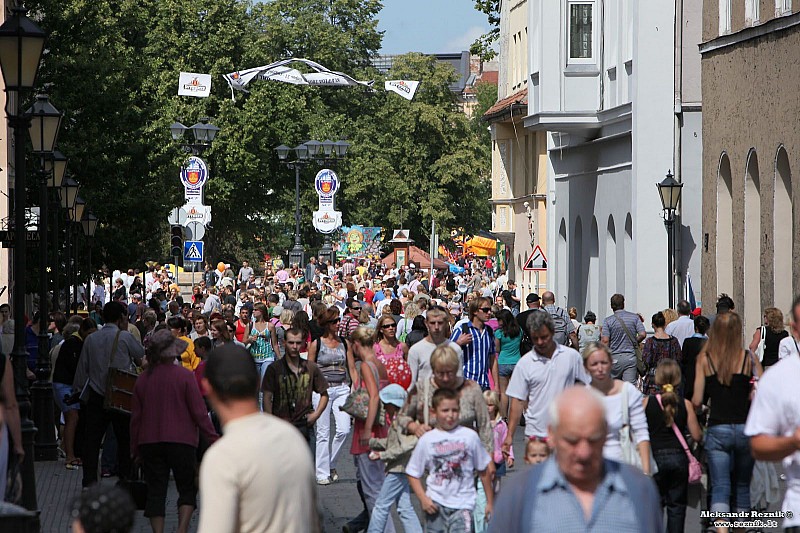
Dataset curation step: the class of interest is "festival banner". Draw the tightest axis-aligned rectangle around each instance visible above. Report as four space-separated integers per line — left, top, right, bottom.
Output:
384 80 420 101
335 226 383 260
178 72 212 98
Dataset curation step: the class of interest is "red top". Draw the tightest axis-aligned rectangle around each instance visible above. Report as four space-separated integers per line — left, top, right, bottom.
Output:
235 319 248 342
130 363 218 457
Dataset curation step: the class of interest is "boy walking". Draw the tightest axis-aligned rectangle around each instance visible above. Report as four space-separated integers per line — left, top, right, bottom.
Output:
406 388 494 532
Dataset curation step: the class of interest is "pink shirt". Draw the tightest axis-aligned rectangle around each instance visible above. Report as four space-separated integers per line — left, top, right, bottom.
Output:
492 418 514 464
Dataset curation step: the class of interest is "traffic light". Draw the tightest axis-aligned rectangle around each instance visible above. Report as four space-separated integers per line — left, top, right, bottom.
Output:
170 224 183 258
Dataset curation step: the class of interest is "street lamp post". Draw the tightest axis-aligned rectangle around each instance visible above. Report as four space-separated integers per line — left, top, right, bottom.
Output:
71 197 85 310
82 212 98 303
275 139 349 267
28 93 62 461
657 170 683 309
60 178 79 312
44 149 66 310
0 4 48 511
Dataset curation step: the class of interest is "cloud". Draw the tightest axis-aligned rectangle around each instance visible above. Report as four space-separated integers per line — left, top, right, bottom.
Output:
443 25 487 52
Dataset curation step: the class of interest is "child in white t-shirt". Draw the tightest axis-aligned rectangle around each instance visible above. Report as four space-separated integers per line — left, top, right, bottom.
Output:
406 388 493 532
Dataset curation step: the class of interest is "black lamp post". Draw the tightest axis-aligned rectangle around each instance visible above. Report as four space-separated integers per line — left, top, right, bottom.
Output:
657 170 683 309
44 149 67 310
275 139 350 267
70 197 85 311
81 212 97 304
0 4 47 511
60 178 78 312
27 93 62 461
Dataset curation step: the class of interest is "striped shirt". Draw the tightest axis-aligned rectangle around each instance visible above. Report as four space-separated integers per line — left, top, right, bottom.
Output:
450 322 495 390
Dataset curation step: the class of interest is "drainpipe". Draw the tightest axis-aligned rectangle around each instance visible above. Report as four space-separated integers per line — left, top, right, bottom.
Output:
599 0 605 111
673 0 684 302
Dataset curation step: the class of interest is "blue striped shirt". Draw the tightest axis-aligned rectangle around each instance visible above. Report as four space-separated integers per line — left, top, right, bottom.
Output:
450 322 495 389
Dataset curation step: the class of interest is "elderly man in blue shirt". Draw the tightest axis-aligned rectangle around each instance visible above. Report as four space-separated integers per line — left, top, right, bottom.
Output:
489 386 662 533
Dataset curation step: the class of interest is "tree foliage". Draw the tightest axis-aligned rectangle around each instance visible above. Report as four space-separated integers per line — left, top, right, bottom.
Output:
470 0 500 61
23 0 491 272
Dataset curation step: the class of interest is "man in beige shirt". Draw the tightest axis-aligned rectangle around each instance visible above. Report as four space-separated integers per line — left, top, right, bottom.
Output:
199 344 319 533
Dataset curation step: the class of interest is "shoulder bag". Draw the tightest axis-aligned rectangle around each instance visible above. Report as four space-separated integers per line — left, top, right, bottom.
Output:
104 331 141 415
656 394 702 483
619 384 658 475
340 361 385 426
754 326 766 363
615 314 645 376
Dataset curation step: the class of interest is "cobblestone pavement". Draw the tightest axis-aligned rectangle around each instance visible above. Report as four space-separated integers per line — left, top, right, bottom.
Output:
32 424 784 533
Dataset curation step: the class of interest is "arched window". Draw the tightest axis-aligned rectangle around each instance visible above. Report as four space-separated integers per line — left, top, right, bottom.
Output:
774 146 793 312
589 217 599 316
624 214 633 299
744 149 761 332
558 219 568 301
717 153 734 295
571 218 584 313
606 215 617 319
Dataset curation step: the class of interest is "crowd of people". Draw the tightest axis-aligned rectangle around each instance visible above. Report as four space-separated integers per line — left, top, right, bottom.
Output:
1 254 799 533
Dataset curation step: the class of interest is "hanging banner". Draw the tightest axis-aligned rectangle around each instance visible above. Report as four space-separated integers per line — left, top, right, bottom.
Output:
312 169 342 233
384 80 420 101
178 72 212 98
336 226 383 260
223 58 420 101
180 156 208 205
313 210 342 234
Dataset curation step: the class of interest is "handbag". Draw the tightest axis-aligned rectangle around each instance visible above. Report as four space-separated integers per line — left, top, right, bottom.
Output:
340 361 385 426
103 330 141 415
614 314 645 376
619 384 658 475
754 326 766 363
656 394 702 483
117 464 147 510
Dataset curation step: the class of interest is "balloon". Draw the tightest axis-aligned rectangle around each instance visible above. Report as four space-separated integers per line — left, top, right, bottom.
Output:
217 262 225 273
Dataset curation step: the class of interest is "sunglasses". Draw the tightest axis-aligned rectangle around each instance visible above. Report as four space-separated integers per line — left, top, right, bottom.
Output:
381 324 397 329
479 307 492 313
351 307 361 312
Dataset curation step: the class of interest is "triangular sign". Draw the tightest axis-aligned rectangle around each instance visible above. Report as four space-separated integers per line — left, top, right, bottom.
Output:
523 245 548 271
185 243 202 259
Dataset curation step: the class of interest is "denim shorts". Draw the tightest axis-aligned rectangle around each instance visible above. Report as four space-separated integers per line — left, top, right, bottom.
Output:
53 382 79 413
498 364 516 378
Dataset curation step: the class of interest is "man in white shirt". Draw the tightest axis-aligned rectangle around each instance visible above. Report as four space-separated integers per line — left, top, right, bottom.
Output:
779 311 800 360
665 300 695 348
746 295 800 531
199 344 318 533
503 311 590 451
407 307 463 388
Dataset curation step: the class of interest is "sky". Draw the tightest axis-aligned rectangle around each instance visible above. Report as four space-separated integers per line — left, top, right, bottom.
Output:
377 0 490 55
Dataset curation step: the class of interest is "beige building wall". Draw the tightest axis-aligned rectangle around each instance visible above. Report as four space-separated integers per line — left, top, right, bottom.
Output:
701 3 800 332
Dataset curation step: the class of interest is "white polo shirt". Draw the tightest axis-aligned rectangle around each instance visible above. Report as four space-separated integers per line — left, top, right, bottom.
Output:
745 354 800 527
505 344 591 437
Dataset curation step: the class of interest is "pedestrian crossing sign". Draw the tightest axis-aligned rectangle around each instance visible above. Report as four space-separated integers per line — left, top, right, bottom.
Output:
523 245 547 271
184 240 204 262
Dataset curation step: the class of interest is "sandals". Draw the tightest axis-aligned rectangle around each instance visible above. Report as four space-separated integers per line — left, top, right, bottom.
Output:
65 459 82 470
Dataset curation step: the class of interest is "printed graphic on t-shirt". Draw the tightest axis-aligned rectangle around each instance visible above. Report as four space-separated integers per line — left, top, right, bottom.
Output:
430 439 469 485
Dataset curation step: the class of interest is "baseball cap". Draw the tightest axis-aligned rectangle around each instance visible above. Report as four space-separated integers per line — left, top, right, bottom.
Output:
379 384 408 408
526 293 540 303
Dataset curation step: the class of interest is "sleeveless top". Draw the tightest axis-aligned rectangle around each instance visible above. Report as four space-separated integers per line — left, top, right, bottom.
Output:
317 339 347 385
645 395 689 452
763 328 790 367
374 342 412 389
235 319 248 343
249 323 275 364
704 352 752 426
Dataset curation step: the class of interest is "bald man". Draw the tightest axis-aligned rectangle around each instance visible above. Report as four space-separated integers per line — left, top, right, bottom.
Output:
540 291 579 348
489 387 662 533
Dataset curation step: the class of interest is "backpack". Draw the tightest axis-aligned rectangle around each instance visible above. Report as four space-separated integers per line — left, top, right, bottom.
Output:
549 307 569 345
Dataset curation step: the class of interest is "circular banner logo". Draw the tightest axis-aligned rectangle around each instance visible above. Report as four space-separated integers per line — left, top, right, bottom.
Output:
314 169 339 198
181 156 208 191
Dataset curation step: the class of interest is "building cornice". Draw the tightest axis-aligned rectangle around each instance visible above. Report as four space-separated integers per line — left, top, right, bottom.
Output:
700 11 800 54
523 103 632 133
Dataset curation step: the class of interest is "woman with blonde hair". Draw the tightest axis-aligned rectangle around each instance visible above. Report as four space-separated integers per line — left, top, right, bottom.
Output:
643 359 702 533
693 312 762 531
275 308 294 357
374 315 411 389
395 302 420 342
748 307 788 368
662 308 679 327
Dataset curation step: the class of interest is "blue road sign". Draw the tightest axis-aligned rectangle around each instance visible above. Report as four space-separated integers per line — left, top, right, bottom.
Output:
184 240 204 262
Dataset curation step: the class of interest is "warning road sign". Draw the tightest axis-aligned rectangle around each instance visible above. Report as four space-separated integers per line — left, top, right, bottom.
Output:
523 245 547 271
184 240 204 263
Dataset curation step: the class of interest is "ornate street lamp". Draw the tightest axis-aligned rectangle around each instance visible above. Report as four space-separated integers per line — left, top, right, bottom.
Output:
60 178 79 313
0 3 48 511
69 197 85 313
26 93 61 461
81 212 98 310
657 171 683 308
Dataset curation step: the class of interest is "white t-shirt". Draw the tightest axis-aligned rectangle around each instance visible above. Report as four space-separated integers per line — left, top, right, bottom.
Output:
601 381 650 462
778 335 800 360
505 345 591 437
745 354 800 527
407 338 463 390
406 426 491 510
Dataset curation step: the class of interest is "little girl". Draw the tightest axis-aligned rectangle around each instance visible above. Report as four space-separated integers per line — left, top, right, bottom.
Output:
475 391 514 533
524 436 550 465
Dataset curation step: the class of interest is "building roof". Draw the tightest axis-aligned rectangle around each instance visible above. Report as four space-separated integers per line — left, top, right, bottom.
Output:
482 88 528 122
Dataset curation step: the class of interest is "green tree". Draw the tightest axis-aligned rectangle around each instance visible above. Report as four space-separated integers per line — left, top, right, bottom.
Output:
470 0 500 61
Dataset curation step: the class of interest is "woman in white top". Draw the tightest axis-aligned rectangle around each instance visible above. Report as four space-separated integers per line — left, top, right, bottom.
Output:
583 341 652 474
395 302 420 342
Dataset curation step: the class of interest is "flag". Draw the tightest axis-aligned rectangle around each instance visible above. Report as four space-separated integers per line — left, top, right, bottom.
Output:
178 72 212 98
384 80 420 100
687 273 697 311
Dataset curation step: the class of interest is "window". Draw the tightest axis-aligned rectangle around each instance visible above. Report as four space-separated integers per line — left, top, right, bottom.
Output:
719 0 731 34
569 2 594 60
777 0 792 16
745 0 760 25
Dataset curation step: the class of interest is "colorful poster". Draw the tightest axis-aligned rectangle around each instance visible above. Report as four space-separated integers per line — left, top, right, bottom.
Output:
335 226 383 260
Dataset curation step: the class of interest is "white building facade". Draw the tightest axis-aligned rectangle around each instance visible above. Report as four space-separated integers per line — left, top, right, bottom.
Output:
525 0 703 319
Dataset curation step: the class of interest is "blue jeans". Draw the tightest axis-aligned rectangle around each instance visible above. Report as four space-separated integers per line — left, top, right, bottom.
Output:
366 472 422 533
705 424 754 513
653 448 688 533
